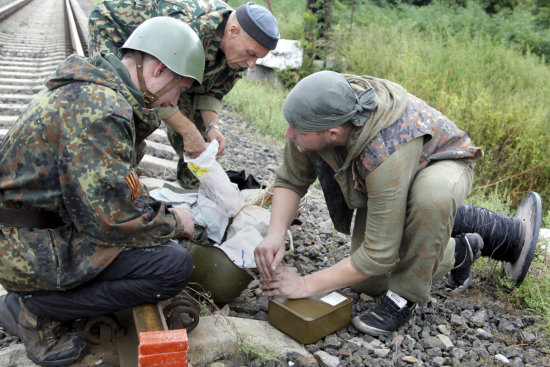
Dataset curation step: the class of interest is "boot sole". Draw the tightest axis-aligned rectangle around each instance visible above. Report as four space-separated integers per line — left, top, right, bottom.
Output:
445 274 472 293
505 192 542 286
351 315 392 336
26 345 88 367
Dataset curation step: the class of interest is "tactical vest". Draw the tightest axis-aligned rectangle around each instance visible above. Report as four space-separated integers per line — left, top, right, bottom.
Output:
311 94 483 234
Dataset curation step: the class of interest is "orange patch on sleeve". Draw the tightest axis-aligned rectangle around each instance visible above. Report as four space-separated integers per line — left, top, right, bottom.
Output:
124 172 141 201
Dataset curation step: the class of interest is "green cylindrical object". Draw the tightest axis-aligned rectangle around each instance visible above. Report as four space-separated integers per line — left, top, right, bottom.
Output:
186 241 253 305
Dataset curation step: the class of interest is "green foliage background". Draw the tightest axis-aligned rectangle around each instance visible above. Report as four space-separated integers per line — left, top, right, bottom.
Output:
226 0 550 210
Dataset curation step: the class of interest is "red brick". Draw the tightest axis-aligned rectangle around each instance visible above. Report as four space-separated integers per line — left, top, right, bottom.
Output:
138 351 187 367
138 329 188 355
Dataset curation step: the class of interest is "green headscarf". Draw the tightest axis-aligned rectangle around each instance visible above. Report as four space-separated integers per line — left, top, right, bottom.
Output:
283 70 378 132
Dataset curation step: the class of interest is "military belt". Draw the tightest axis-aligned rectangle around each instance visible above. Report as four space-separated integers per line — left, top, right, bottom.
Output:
0 206 64 228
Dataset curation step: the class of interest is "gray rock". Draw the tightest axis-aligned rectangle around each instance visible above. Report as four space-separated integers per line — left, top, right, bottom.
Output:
372 348 390 358
475 328 494 340
293 356 319 367
435 334 454 350
322 335 342 349
402 355 419 364
430 356 445 366
348 337 364 348
420 336 445 349
460 309 473 321
450 314 464 327
504 346 523 359
495 353 511 364
470 309 487 327
451 347 466 360
436 324 451 336
313 351 339 367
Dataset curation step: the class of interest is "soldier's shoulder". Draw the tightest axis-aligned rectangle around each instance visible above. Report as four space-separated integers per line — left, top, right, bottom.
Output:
58 81 133 123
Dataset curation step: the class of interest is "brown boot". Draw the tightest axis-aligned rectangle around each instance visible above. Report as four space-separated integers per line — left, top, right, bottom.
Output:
0 293 87 366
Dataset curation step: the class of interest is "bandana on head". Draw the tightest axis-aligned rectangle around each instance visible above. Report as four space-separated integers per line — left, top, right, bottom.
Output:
283 70 378 132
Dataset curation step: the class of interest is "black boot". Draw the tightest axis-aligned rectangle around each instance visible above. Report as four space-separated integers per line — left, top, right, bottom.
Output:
451 192 542 286
0 293 88 366
446 233 484 292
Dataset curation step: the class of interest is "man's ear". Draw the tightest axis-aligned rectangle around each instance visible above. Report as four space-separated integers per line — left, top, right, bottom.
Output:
326 126 342 141
228 23 240 37
152 60 168 78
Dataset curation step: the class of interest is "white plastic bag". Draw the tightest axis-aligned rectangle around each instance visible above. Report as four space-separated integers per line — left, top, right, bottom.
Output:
149 188 228 243
184 140 243 217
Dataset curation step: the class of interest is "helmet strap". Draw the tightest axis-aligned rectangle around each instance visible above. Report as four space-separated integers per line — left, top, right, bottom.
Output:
135 51 182 107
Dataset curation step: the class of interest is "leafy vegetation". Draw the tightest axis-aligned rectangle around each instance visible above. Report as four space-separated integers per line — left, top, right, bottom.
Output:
226 0 550 211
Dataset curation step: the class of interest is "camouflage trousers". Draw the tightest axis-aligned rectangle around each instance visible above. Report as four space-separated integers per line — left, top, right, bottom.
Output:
165 98 202 189
350 159 475 304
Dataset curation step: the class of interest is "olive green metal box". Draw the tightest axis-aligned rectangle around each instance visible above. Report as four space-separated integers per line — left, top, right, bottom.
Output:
267 291 352 344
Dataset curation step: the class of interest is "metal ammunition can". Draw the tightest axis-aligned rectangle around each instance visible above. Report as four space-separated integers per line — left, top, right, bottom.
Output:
267 291 352 344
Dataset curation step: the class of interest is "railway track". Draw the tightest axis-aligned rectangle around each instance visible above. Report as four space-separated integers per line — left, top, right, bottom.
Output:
0 0 87 129
0 0 181 179
0 1 198 365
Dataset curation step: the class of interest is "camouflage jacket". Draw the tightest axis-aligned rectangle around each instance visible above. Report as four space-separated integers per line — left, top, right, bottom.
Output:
88 0 240 118
352 93 484 192
0 53 183 292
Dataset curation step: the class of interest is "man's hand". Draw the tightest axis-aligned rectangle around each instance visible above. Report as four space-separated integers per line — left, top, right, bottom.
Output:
206 128 226 156
201 110 226 156
164 111 206 158
260 267 308 299
182 129 207 158
254 233 286 281
171 207 194 239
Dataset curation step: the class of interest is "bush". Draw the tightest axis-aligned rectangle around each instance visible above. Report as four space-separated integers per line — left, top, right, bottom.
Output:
328 0 550 206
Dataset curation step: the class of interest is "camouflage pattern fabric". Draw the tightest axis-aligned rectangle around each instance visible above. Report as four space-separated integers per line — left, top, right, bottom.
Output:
88 0 243 187
0 53 183 292
352 93 483 192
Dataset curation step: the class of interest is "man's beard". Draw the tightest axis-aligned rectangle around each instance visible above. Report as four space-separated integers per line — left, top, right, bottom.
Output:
295 140 336 154
296 145 309 153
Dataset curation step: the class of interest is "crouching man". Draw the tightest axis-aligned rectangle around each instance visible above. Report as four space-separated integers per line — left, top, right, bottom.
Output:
255 71 485 337
0 17 204 366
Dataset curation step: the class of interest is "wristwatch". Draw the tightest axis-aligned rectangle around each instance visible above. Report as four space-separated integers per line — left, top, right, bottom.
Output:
205 124 219 134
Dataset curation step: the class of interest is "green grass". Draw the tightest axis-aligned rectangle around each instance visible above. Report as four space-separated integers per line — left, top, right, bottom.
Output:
340 1 550 207
224 79 288 139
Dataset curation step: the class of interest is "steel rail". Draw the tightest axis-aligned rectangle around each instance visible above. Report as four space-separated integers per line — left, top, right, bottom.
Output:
0 0 87 132
0 0 32 21
65 0 85 56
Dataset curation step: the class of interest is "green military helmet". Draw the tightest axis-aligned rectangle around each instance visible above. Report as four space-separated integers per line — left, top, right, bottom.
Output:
122 16 204 87
186 241 254 305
